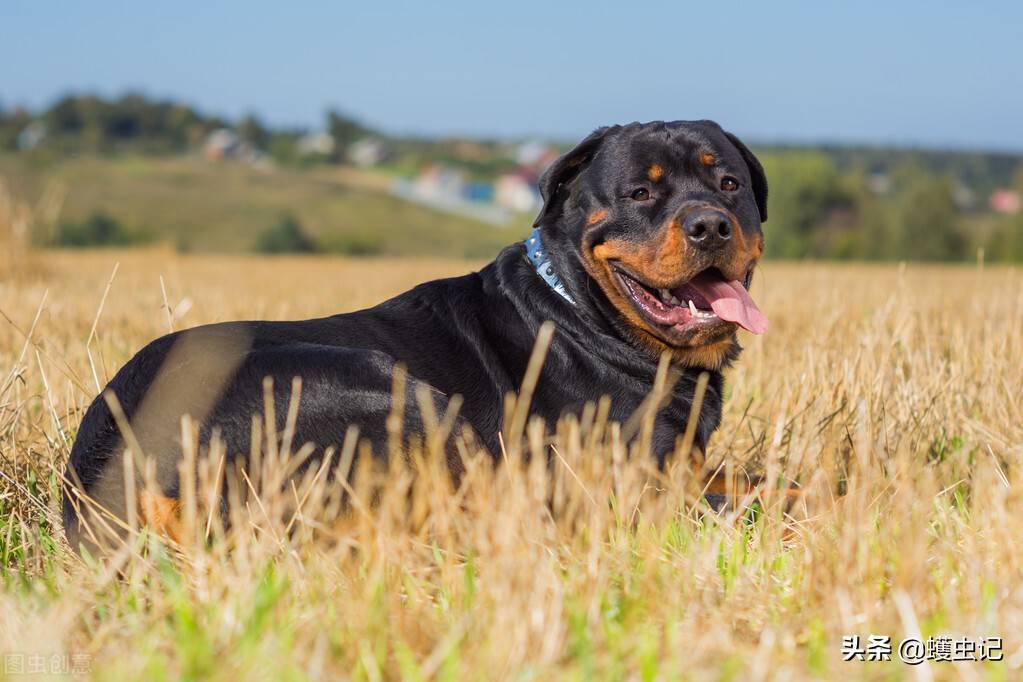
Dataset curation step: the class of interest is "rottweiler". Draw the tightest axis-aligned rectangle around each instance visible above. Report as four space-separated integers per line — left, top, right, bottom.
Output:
62 120 769 552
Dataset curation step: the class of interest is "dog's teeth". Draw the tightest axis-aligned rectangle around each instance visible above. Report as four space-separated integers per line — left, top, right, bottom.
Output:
688 300 697 316
659 289 671 301
669 295 681 305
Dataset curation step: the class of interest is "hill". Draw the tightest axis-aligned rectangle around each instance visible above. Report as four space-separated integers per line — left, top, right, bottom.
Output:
0 154 529 257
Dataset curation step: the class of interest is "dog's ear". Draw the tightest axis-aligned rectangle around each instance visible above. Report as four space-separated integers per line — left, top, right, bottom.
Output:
723 131 768 223
534 126 614 227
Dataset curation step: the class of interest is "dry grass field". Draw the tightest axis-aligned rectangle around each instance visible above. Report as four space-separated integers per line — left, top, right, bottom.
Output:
1 248 1021 681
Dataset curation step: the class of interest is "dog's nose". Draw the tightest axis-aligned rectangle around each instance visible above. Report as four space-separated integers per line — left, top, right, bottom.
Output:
682 209 733 249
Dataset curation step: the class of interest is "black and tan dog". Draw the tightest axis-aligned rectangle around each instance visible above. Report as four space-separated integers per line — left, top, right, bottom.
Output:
63 120 769 551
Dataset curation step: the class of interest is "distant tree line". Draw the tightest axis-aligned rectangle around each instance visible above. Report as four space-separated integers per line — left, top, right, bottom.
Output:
759 151 1023 262
51 211 152 248
0 94 225 154
0 93 372 163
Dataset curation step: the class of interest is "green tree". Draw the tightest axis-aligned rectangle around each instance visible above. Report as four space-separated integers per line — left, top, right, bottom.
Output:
256 214 318 254
759 152 856 259
238 114 270 150
267 131 302 165
891 176 966 261
53 212 150 247
325 110 370 163
0 106 31 150
46 95 86 134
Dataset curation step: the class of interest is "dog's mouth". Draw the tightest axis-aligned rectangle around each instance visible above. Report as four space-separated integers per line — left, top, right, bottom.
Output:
613 266 768 337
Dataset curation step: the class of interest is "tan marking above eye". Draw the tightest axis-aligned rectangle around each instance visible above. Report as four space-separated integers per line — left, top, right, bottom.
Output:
647 164 664 181
586 208 608 226
700 153 716 166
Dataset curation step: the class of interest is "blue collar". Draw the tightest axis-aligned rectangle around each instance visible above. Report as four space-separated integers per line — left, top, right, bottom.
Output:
524 227 574 304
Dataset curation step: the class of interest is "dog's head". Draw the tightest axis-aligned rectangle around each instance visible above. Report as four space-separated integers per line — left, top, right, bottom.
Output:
534 120 768 369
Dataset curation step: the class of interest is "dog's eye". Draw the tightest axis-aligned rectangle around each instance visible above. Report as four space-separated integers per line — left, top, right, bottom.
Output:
720 176 740 192
630 188 650 201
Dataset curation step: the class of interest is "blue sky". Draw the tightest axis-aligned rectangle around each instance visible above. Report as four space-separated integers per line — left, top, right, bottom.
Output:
3 1 1022 150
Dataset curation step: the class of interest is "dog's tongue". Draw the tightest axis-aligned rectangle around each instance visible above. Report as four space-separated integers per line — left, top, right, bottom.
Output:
689 271 769 334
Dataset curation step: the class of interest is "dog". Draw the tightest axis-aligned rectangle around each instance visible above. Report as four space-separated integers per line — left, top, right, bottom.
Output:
62 120 769 552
